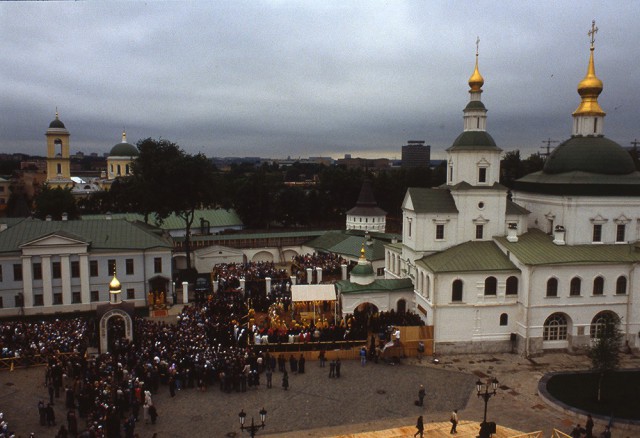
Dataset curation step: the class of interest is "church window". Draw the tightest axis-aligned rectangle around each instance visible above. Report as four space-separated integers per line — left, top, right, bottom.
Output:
71 261 80 278
570 277 581 296
543 313 568 341
616 276 627 295
117 165 121 176
127 288 135 300
126 259 134 275
593 276 604 295
478 167 487 183
484 276 497 295
72 292 81 304
449 164 453 182
108 259 116 276
53 293 63 305
506 276 518 295
546 278 558 297
499 313 508 326
90 260 99 277
34 295 44 306
477 117 480 129
90 290 99 302
33 262 42 280
57 163 62 175
110 164 114 174
13 264 22 281
407 218 412 238
452 280 463 302
592 224 602 242
154 257 162 273
126 164 130 175
548 219 554 235
52 262 61 279
436 224 445 240
475 224 484 239
590 312 619 339
0 265 3 282
593 118 598 133
616 224 626 242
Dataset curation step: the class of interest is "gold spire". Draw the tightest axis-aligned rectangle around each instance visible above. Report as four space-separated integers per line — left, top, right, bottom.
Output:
55 108 59 119
468 36 484 92
121 128 127 143
574 20 605 116
359 243 366 261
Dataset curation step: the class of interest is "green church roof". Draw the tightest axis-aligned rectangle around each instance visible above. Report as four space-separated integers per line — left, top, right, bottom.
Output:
336 278 414 294
447 131 501 152
416 240 519 273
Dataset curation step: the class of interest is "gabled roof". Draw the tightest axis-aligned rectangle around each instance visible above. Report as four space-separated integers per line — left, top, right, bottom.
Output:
20 230 88 248
416 240 519 273
404 187 458 214
0 218 172 254
305 230 387 261
336 278 414 294
505 200 530 216
495 228 640 266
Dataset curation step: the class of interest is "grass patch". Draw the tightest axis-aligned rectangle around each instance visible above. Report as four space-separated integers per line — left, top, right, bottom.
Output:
546 371 640 420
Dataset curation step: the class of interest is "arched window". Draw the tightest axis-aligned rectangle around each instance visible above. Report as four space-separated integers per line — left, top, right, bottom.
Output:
616 276 627 295
425 275 430 300
593 276 604 295
484 276 497 295
506 276 518 295
570 277 581 296
452 280 463 302
543 313 568 341
590 312 620 339
499 313 508 326
397 299 406 314
546 278 558 297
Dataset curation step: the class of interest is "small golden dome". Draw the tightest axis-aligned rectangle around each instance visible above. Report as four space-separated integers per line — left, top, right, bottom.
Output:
359 243 366 261
468 54 484 92
109 274 121 293
573 47 604 115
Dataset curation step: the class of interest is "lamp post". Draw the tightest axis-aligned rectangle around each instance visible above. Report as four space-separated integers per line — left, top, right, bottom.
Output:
476 377 499 438
238 407 267 437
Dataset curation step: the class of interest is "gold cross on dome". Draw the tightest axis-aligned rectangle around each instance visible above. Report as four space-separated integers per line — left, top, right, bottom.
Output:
588 20 598 47
476 36 480 56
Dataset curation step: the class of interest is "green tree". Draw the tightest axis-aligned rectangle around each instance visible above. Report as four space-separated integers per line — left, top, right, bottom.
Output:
33 186 79 220
588 313 623 402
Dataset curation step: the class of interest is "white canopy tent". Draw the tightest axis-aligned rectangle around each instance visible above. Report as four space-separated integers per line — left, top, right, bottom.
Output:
291 284 338 325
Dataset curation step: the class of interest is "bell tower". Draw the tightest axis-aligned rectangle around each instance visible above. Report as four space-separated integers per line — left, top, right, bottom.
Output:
45 110 73 189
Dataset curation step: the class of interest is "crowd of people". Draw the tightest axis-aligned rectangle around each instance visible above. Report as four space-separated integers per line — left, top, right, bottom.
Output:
291 253 347 283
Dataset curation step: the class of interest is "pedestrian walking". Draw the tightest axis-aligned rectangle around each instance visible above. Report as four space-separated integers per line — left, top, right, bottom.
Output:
417 384 426 406
450 409 458 434
319 350 326 367
585 414 594 438
414 415 424 438
360 347 367 366
282 371 289 390
266 367 273 388
336 358 341 378
329 359 336 377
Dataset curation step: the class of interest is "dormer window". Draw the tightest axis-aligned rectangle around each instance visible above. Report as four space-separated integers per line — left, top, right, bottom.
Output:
478 167 487 183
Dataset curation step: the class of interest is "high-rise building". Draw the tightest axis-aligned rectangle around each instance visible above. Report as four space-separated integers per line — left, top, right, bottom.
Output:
401 140 431 168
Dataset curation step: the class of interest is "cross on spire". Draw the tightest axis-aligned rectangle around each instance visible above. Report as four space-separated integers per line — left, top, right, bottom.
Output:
476 36 480 56
588 20 598 47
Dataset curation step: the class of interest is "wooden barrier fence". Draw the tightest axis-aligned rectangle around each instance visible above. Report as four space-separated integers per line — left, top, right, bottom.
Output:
0 352 77 372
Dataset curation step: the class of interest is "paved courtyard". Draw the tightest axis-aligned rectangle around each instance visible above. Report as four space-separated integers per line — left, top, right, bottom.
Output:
1 351 638 438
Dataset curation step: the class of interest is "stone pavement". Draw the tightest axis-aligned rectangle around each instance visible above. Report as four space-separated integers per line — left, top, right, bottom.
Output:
1 351 639 438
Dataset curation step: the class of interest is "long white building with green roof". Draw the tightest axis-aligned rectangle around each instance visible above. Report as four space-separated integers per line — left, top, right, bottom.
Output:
0 218 173 316
384 29 640 356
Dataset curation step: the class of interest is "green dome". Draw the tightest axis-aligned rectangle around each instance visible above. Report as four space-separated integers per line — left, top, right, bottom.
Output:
49 118 66 129
110 142 139 157
351 263 374 276
464 100 486 110
543 136 635 175
447 131 499 151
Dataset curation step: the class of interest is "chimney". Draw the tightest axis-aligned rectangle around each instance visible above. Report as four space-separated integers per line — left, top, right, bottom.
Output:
46 215 52 222
553 225 566 245
106 212 112 220
507 223 518 243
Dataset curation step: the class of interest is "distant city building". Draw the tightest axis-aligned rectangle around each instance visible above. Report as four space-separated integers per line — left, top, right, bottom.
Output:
401 140 431 168
336 156 390 170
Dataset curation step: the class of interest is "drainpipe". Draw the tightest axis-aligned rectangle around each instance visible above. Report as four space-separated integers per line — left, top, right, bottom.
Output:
525 266 534 358
626 263 635 346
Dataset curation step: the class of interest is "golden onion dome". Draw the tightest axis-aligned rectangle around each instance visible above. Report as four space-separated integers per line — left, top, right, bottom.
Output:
573 46 604 115
468 54 484 92
109 274 121 293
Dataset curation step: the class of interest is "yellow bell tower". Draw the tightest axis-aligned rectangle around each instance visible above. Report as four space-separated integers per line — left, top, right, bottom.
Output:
45 110 74 189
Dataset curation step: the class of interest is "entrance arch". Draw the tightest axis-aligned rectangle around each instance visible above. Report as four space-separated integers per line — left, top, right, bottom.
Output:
99 308 133 354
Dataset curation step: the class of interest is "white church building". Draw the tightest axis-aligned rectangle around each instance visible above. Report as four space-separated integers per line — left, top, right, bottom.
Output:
385 28 640 356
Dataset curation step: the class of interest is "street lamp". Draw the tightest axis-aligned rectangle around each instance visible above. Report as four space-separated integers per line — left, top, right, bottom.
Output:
476 377 499 438
238 407 267 437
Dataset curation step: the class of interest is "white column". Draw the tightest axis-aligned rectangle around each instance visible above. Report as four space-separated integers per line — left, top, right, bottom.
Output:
79 254 90 304
316 267 322 284
265 277 272 297
42 255 53 307
182 281 189 304
341 264 348 281
306 268 313 284
61 255 71 305
290 275 297 286
21 256 33 308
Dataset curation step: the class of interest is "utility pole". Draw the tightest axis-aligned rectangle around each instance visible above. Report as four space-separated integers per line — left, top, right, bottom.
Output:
540 138 559 158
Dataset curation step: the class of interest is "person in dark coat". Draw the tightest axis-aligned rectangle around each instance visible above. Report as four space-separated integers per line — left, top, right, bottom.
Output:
149 405 158 425
289 355 298 374
46 403 56 426
38 400 46 426
67 410 78 437
329 359 336 377
414 415 424 438
282 371 289 390
298 354 305 374
417 385 426 406
335 358 341 378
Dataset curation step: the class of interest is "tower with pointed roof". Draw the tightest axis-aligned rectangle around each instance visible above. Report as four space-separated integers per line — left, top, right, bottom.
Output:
45 111 74 189
346 179 387 232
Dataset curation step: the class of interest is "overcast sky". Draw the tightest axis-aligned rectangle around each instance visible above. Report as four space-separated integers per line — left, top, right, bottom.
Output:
1 1 639 160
